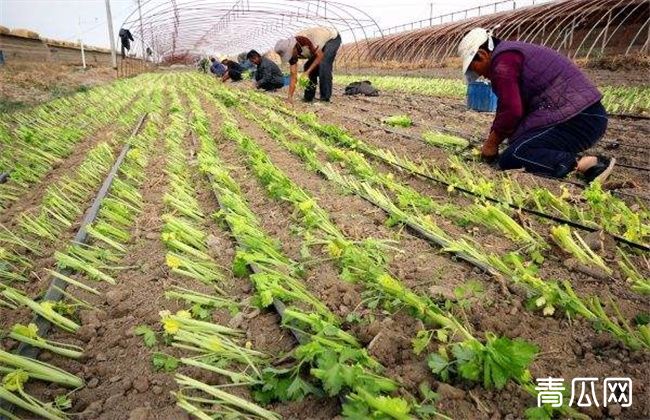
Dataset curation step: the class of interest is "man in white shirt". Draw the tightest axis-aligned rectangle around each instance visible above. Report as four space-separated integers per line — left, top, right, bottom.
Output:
274 27 342 104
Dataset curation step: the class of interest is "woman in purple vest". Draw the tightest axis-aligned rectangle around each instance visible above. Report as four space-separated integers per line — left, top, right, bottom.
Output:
458 28 615 183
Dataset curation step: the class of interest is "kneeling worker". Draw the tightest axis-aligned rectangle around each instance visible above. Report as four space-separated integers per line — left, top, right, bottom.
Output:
221 59 244 82
247 50 285 91
458 28 615 183
209 57 226 77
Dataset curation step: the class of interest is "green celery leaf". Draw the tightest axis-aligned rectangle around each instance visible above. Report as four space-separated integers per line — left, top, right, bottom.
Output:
452 342 482 382
286 376 319 401
135 325 157 348
312 351 345 396
426 353 450 382
54 394 72 410
524 405 553 420
232 251 250 277
152 352 179 372
412 330 432 355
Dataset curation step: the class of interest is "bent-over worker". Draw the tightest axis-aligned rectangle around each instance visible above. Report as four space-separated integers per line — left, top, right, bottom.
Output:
209 57 226 77
221 59 244 82
274 26 342 103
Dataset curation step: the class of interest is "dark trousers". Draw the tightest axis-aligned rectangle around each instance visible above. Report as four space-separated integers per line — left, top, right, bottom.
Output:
304 34 342 102
258 81 284 91
498 101 608 177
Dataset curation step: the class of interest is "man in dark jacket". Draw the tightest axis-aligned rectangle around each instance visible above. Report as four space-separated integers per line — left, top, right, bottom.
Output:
459 28 615 183
119 28 134 59
221 59 244 82
247 50 284 91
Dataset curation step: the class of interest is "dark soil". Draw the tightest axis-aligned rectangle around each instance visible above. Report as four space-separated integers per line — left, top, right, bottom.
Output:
225 82 650 419
1 73 648 420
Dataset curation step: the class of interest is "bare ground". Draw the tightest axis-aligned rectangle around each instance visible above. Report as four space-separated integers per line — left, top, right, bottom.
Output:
0 63 116 112
1 73 648 420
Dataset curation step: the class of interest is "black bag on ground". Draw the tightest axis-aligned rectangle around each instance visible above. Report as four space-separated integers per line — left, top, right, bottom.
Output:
344 80 379 96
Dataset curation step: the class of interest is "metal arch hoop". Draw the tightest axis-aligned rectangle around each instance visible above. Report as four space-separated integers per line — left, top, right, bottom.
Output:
336 0 649 68
582 0 648 60
118 0 382 66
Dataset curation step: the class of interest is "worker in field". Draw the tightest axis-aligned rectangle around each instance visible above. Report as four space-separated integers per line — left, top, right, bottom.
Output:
221 59 244 82
246 50 285 91
209 57 226 77
274 26 342 104
458 28 615 184
119 28 134 59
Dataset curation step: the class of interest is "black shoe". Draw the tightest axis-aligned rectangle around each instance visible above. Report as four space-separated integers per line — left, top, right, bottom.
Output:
318 98 330 102
581 156 616 184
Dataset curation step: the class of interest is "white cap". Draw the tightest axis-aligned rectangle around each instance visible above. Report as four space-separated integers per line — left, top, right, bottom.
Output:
458 27 494 83
274 37 297 63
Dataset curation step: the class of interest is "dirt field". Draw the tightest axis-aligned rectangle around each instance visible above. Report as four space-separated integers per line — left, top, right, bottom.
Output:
310 86 650 190
0 72 648 420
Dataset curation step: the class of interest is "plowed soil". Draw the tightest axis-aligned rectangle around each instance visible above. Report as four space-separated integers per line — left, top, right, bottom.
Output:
1 71 648 420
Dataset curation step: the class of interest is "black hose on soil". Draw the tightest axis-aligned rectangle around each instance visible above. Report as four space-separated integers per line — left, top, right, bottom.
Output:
616 162 650 172
610 113 650 120
292 110 650 252
190 131 308 347
385 158 650 252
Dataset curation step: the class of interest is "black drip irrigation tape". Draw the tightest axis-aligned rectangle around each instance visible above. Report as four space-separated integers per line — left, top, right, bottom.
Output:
507 170 650 203
0 113 147 419
341 114 650 203
240 101 500 284
382 157 650 252
341 181 498 277
190 129 353 408
616 162 650 172
281 109 650 252
205 171 308 345
610 112 650 121
189 131 308 346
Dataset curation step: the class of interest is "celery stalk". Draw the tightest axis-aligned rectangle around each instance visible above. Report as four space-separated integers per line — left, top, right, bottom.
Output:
175 374 280 420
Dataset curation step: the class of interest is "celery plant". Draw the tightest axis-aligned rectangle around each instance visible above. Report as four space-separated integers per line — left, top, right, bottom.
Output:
0 349 82 387
185 86 427 417
9 323 83 359
206 87 541 393
551 225 612 274
617 248 650 295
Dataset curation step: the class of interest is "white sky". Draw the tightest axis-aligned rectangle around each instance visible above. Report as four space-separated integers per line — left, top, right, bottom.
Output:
0 0 515 48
